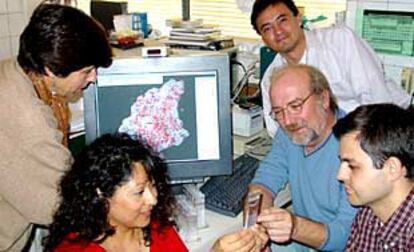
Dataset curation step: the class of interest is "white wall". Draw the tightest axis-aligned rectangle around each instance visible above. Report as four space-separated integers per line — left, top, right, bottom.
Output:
0 0 26 60
0 0 90 61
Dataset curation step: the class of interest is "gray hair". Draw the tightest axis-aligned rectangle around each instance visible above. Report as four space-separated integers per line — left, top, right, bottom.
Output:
270 64 338 112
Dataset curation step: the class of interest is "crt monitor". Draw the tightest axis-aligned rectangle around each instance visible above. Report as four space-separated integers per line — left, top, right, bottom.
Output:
90 0 128 34
354 9 414 56
83 54 232 183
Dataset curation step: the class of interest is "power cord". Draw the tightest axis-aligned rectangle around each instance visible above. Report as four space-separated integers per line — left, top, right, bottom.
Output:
230 59 259 104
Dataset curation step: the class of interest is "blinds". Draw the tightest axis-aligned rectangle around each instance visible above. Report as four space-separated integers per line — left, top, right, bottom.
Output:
126 0 257 39
190 0 258 39
191 0 347 37
91 0 346 39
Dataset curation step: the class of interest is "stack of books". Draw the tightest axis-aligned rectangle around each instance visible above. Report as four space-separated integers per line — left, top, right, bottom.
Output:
165 20 234 51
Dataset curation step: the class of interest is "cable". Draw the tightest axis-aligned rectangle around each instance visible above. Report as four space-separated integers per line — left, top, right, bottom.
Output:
230 57 261 106
231 70 256 104
230 59 248 94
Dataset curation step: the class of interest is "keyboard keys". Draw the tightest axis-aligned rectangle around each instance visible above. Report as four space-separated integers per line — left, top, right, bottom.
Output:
200 154 260 217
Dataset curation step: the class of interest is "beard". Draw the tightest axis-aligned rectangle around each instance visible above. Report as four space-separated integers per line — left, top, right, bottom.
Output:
285 122 318 145
285 104 328 146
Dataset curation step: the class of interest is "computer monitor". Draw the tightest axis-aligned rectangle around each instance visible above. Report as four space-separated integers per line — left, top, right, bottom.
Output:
83 54 233 183
90 0 128 34
353 9 414 56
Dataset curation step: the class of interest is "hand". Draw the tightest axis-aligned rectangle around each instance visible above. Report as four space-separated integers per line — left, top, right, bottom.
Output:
211 229 257 252
250 224 269 251
257 207 296 243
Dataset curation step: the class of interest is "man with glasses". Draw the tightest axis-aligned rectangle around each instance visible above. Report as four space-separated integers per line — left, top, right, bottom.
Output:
251 0 410 138
248 64 356 251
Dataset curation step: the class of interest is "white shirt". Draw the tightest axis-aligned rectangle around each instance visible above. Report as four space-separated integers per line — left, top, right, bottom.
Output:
261 25 410 137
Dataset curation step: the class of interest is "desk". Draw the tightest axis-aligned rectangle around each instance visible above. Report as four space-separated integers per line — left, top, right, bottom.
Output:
182 184 291 251
187 210 244 251
111 39 237 59
176 130 291 251
181 129 289 251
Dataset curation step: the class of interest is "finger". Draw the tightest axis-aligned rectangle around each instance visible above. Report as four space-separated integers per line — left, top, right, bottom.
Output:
250 225 269 251
258 208 287 222
265 222 293 237
267 227 291 237
237 234 256 252
250 224 268 241
225 231 255 252
266 228 291 243
223 229 251 243
259 218 287 230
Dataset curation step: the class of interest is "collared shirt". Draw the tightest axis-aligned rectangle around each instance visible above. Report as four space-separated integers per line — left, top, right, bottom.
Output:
346 189 414 251
261 25 410 138
251 109 357 251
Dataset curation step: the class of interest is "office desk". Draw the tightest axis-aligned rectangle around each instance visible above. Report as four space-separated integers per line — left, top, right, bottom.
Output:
186 210 244 251
181 184 291 251
182 128 290 251
111 39 236 59
178 131 290 251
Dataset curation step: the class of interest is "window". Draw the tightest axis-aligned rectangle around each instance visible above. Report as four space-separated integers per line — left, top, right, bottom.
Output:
127 0 257 39
80 0 346 40
190 0 258 39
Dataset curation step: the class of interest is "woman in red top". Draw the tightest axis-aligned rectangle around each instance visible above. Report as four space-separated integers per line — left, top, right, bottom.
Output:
43 133 188 252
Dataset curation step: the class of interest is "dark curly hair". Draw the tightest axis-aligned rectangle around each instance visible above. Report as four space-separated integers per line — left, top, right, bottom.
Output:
18 4 112 77
43 133 176 251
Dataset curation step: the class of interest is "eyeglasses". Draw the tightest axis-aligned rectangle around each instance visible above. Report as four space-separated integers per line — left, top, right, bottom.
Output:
269 92 314 121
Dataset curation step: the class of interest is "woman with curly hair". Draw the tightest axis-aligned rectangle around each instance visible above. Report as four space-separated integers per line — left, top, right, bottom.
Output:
43 133 188 252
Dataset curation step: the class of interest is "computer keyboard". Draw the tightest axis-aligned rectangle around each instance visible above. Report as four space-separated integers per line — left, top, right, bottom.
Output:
200 154 260 217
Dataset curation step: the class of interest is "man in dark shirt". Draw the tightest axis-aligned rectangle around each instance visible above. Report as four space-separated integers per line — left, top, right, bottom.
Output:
334 103 414 251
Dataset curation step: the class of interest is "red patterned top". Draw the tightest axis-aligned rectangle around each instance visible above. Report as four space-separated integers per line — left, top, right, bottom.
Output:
346 189 414 251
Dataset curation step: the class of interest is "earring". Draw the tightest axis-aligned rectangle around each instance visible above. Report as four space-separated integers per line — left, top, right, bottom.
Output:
50 78 57 96
96 188 104 198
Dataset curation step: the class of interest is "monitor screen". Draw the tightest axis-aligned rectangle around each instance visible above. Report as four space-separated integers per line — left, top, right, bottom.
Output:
84 54 232 183
357 9 414 56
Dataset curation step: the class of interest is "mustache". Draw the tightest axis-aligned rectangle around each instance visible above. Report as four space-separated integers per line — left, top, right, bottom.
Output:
285 123 303 131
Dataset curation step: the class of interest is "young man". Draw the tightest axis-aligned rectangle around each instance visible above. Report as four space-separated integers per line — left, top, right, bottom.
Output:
250 0 410 137
249 64 356 251
334 104 414 251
